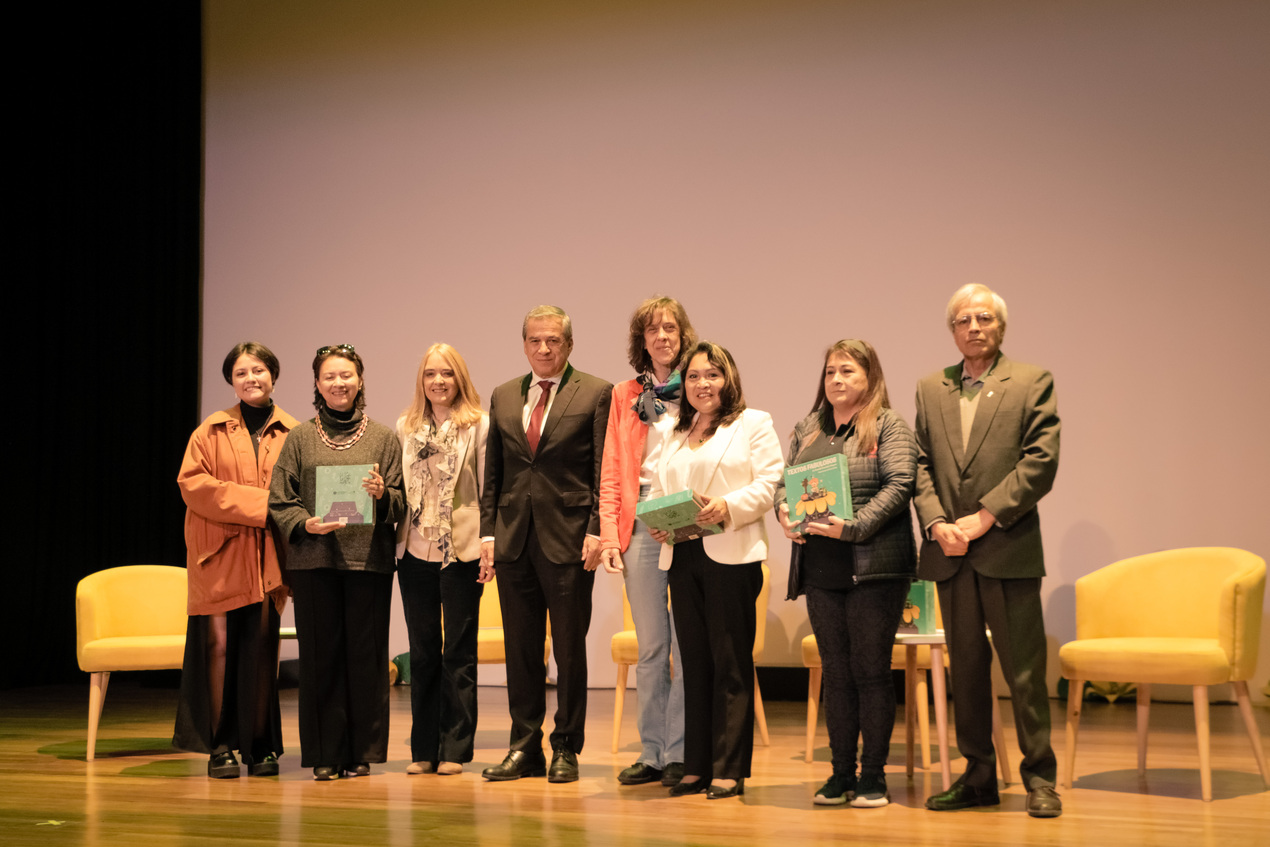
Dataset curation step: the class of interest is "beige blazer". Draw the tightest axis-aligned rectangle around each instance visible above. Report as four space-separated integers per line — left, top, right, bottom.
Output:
396 413 489 564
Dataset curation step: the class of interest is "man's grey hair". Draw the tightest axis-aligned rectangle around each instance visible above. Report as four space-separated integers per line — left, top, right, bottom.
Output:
945 283 1008 337
522 304 573 344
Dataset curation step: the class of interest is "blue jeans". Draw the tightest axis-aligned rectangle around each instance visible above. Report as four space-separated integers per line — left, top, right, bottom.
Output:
625 510 685 767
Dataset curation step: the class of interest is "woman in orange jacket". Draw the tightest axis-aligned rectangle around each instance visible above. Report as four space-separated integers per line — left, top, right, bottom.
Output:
174 342 299 778
598 297 697 787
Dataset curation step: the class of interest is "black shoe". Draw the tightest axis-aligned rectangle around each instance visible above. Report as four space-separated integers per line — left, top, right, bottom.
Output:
706 778 745 799
813 773 856 806
925 779 1000 811
669 777 709 797
248 753 279 777
618 762 663 785
208 751 240 779
482 750 547 781
660 762 685 787
344 763 371 777
850 772 889 808
313 766 341 781
1025 786 1062 818
548 748 579 783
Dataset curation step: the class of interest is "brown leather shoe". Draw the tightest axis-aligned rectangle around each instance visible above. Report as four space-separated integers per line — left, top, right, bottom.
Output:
1026 786 1062 818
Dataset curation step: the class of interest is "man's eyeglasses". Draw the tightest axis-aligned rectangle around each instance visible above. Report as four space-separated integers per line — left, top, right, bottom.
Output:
951 313 997 330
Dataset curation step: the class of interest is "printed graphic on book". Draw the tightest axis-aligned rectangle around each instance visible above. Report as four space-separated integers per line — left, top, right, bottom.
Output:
896 579 937 635
783 454 852 534
635 489 724 544
316 464 373 525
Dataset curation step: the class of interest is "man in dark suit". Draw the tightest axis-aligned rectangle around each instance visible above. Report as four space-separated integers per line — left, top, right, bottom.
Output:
479 305 612 783
914 284 1062 818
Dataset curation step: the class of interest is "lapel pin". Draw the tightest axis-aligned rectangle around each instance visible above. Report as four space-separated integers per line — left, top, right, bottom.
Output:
987 391 994 397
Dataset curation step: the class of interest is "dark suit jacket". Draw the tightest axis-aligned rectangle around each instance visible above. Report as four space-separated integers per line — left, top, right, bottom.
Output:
913 354 1060 582
480 363 612 564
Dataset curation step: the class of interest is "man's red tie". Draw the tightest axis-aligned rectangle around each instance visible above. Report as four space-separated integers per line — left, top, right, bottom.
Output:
526 380 553 454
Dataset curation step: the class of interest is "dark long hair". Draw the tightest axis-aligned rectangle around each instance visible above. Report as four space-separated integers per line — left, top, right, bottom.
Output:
674 340 746 438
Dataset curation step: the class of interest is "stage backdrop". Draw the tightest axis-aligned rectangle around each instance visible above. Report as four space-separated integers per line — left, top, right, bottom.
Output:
202 0 1270 699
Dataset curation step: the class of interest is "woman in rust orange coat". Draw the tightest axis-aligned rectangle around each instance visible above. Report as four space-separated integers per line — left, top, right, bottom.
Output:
174 341 299 778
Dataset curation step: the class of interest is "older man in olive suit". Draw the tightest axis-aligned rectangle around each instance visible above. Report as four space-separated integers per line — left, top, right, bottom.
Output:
914 284 1062 818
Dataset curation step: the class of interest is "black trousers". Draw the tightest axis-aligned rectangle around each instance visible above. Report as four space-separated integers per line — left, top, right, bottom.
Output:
496 523 595 754
937 566 1057 790
289 568 393 769
667 539 762 781
397 553 484 764
173 601 283 762
804 581 909 778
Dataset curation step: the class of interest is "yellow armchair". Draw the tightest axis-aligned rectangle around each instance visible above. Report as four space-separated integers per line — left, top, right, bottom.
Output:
1059 546 1268 801
476 575 551 667
75 565 188 761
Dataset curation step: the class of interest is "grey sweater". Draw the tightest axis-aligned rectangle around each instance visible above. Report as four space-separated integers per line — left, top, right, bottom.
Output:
269 411 405 574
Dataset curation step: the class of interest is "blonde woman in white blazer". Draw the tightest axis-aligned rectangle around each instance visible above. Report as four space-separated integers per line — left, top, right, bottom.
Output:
646 341 783 799
395 343 490 776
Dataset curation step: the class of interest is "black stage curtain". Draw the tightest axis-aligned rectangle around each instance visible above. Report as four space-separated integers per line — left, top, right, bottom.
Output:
8 4 202 689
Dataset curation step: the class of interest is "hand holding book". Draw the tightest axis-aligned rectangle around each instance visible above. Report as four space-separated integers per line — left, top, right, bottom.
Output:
695 495 730 528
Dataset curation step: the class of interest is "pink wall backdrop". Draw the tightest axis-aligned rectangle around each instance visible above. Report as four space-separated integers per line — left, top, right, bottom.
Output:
202 0 1270 697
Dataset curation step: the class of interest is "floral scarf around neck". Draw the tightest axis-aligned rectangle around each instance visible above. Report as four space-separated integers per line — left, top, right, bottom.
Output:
404 417 462 566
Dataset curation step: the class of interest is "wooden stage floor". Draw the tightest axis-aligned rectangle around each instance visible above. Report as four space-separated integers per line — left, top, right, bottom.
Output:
2 680 1267 846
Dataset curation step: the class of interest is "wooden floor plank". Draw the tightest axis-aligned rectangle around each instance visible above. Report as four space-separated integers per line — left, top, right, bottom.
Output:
2 682 1267 846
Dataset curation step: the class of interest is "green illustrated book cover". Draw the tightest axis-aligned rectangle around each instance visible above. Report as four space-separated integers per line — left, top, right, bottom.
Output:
636 489 723 544
316 464 373 525
896 579 937 635
783 453 852 534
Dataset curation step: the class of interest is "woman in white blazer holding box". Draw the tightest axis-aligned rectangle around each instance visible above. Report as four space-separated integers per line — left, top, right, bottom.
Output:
647 340 783 799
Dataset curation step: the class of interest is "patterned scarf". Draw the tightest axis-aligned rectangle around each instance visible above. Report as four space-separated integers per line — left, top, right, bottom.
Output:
404 417 461 566
632 370 682 424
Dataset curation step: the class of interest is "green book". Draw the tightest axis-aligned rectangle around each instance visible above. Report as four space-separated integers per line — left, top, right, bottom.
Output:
316 464 373 525
783 453 852 534
635 489 723 544
896 579 937 635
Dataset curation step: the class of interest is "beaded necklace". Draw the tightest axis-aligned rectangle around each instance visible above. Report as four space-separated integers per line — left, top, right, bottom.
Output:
315 414 369 451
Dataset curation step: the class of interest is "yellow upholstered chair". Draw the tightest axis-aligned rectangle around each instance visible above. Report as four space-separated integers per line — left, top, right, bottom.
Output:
476 575 550 667
610 584 640 752
75 565 188 761
611 563 772 752
1059 547 1268 801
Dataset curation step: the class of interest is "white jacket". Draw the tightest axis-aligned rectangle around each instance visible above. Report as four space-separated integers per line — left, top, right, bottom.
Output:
649 408 783 569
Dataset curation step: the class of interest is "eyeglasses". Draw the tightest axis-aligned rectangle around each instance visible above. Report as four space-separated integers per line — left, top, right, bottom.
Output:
951 313 997 330
316 344 356 356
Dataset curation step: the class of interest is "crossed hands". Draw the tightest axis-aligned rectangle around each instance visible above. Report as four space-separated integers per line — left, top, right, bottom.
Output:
932 508 996 557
